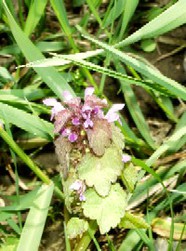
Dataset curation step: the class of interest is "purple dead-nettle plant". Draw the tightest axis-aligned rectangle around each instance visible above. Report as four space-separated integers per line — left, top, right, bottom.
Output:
43 87 146 237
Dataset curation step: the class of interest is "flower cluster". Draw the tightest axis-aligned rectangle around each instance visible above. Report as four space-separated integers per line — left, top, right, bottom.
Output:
43 87 130 201
43 87 124 143
69 179 86 201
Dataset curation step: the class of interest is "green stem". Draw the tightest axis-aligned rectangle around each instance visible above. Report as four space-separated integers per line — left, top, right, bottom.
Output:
75 221 98 251
0 125 64 200
0 126 50 184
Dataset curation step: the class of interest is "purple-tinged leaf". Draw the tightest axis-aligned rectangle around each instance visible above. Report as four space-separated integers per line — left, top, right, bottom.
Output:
87 119 111 156
54 109 72 133
54 135 72 179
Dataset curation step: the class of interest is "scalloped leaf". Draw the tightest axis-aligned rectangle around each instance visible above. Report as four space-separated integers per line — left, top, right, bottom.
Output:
66 217 89 239
119 212 150 229
82 184 128 234
78 146 123 196
87 119 111 156
111 124 125 150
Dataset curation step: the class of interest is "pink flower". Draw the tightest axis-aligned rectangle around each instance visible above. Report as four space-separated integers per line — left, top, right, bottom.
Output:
61 128 71 137
43 98 64 120
84 87 94 97
68 132 78 142
70 180 86 201
105 104 125 123
63 90 73 101
84 117 93 128
122 154 131 163
72 117 80 126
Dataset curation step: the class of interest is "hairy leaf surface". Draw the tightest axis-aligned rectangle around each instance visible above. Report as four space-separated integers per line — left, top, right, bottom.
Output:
78 146 123 196
82 184 127 234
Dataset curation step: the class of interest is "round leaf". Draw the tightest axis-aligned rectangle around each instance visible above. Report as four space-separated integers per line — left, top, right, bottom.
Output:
78 146 123 196
82 183 128 234
66 217 88 239
140 39 156 52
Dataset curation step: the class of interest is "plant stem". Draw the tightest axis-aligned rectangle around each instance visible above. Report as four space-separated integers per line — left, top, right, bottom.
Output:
0 126 50 184
0 125 64 200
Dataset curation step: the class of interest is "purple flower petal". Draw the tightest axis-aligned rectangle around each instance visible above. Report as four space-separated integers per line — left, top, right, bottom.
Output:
79 194 86 201
122 154 131 163
70 180 82 191
61 128 71 137
84 87 94 97
70 180 86 201
82 105 92 113
105 104 125 123
43 98 64 120
63 91 73 101
72 117 80 126
68 132 78 142
84 118 93 128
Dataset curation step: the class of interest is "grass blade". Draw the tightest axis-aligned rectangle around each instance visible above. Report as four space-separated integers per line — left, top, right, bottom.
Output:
117 0 139 40
17 183 54 251
146 125 186 166
2 0 75 99
82 33 186 100
0 102 53 140
117 0 186 47
50 0 77 50
22 50 102 68
102 0 125 28
115 60 156 149
24 0 48 36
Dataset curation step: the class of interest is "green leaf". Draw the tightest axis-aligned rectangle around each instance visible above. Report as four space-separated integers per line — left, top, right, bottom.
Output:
87 119 111 156
50 0 72 37
0 88 50 101
169 111 186 152
82 184 128 234
140 39 156 52
82 33 186 101
0 67 14 85
119 212 150 229
122 163 139 192
102 0 126 28
152 217 186 240
111 123 125 150
66 217 89 239
117 0 186 47
22 50 103 68
2 1 75 99
24 0 48 36
0 237 19 251
17 183 54 251
146 125 186 166
0 187 40 212
63 174 78 213
78 146 123 196
115 61 156 149
0 102 53 140
117 0 139 40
